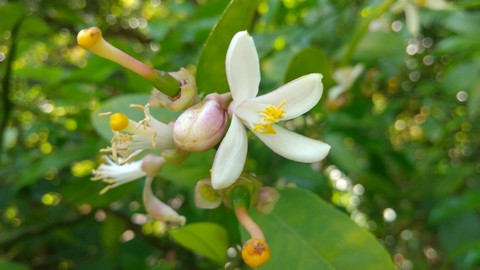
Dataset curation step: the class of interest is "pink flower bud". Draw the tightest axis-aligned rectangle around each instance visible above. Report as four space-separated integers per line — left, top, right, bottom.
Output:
173 94 228 152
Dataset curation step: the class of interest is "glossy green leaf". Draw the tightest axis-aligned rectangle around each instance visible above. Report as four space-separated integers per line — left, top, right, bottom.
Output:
169 222 228 264
284 47 334 89
196 0 261 94
91 94 180 142
242 188 395 270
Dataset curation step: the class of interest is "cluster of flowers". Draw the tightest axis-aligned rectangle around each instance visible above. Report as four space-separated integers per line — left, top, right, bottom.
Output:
78 27 330 267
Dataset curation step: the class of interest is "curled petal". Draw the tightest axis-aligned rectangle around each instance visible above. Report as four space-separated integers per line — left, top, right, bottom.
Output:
251 73 323 120
143 177 186 226
211 115 248 189
226 31 260 104
254 125 330 163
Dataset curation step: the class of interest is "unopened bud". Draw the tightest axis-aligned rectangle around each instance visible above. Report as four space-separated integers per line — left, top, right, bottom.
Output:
141 154 166 178
241 239 270 268
173 94 228 152
255 187 280 215
194 179 222 209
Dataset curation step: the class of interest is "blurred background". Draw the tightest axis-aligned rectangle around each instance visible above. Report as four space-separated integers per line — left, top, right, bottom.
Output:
1 0 480 269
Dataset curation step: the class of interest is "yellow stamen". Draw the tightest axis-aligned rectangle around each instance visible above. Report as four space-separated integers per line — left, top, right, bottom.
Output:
109 113 129 131
241 239 270 268
252 101 286 134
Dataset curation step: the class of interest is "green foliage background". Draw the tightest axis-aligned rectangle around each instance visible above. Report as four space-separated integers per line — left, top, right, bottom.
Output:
1 0 480 269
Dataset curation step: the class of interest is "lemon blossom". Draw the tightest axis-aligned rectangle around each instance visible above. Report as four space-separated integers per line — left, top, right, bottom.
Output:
211 31 331 189
392 0 454 35
328 64 364 102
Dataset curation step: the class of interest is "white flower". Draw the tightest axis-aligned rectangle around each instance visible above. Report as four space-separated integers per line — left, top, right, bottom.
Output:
328 64 364 102
211 31 331 189
92 156 146 193
392 0 454 35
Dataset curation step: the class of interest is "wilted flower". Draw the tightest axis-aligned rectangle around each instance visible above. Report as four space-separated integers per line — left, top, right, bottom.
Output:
211 31 330 189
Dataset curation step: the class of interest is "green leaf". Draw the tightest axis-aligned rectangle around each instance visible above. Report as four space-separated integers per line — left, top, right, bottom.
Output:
196 0 261 94
445 12 480 35
284 47 334 89
323 133 361 174
15 143 97 191
101 214 126 251
242 188 395 269
17 17 51 38
430 191 480 223
162 150 214 188
169 222 228 264
352 32 404 61
91 94 180 141
0 260 30 270
0 3 24 31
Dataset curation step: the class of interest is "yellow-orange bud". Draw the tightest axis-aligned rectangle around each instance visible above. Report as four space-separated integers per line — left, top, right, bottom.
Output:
241 239 270 268
77 27 102 49
109 113 129 131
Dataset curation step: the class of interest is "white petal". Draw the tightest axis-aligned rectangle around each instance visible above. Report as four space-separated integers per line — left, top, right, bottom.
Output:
404 3 420 35
143 177 186 226
226 31 260 104
211 115 248 189
254 125 330 162
251 73 323 120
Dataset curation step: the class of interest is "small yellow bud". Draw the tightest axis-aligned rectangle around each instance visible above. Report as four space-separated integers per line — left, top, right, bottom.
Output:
77 27 102 49
109 113 129 131
241 239 270 268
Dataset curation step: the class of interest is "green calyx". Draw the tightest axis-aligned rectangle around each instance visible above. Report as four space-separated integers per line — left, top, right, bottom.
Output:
230 186 251 210
223 173 261 209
